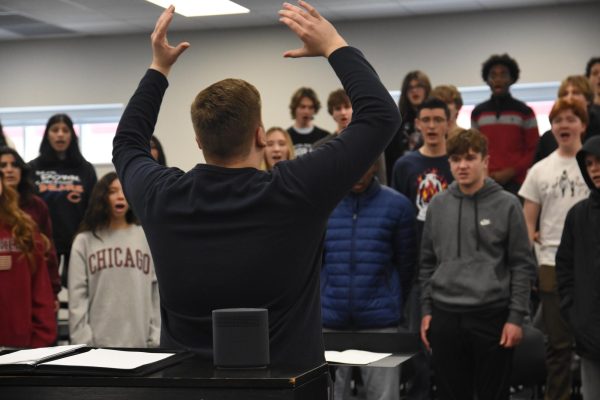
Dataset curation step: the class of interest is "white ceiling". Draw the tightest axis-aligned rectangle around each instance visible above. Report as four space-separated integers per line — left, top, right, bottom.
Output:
0 0 594 41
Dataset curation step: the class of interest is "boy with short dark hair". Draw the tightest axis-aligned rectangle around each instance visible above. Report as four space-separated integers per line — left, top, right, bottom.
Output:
314 88 387 184
471 54 539 193
419 129 536 400
392 97 453 230
391 97 454 399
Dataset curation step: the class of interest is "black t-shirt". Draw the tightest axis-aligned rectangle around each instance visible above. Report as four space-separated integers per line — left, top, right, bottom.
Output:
287 126 330 156
113 47 400 369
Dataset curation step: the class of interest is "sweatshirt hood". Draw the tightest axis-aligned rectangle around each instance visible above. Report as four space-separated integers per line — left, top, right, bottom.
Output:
576 136 600 197
447 178 504 257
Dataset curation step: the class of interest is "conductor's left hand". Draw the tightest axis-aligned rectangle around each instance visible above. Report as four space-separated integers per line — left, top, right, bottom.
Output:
150 5 190 77
279 1 347 58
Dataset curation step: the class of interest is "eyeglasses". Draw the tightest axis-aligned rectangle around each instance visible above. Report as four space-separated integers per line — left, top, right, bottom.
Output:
419 116 447 125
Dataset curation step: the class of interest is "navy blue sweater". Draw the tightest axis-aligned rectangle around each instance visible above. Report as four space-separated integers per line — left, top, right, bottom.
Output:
112 47 401 369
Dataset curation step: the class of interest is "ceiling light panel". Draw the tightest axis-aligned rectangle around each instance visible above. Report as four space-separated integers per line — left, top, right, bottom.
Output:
145 0 249 17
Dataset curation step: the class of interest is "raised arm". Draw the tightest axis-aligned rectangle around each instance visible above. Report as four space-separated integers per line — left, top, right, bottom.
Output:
276 2 400 212
149 5 190 77
278 1 347 58
113 6 189 212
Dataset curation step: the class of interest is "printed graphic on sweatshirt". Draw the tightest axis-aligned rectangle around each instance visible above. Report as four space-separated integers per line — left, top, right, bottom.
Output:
416 168 449 221
35 170 84 204
88 246 152 275
0 237 19 253
293 143 313 157
545 169 588 199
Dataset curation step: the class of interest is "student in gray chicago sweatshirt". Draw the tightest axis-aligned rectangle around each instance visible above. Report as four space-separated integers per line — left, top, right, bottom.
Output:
419 129 536 400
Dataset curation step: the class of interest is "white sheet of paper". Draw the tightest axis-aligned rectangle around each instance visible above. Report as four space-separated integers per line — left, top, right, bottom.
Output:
0 345 87 365
325 349 392 365
43 349 174 370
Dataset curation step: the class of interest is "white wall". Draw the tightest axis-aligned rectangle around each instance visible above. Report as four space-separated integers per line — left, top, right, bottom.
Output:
1 3 598 172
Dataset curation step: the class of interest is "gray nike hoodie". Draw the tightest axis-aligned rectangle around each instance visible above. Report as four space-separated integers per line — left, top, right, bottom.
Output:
419 178 536 325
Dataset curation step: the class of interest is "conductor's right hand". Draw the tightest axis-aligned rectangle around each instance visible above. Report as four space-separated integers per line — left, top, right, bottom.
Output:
150 5 190 77
279 1 348 58
420 315 432 352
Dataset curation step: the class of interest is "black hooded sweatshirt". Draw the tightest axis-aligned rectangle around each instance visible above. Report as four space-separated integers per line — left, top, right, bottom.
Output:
556 135 600 360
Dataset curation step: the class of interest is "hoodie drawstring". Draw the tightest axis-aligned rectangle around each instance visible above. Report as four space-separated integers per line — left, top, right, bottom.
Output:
474 194 480 251
457 197 463 257
457 195 481 256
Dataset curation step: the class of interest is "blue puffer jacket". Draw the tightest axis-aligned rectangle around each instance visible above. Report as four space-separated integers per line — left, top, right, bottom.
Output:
321 179 416 329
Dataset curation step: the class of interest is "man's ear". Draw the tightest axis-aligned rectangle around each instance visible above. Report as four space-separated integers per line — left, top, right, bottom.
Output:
195 135 203 150
483 154 490 169
256 125 267 148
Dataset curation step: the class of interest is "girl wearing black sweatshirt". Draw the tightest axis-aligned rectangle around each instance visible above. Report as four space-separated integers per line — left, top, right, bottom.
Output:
28 114 97 287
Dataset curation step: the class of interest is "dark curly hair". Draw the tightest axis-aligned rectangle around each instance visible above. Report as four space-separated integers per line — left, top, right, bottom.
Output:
78 172 137 239
585 57 600 78
481 54 520 84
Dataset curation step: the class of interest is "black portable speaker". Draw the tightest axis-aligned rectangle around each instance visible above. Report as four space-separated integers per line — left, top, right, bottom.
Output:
212 308 269 368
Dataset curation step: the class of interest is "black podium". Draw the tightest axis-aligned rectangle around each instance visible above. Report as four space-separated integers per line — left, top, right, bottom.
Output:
0 354 329 400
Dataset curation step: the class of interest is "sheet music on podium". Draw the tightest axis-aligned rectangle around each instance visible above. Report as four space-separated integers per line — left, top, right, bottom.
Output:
325 350 392 365
0 346 190 376
43 349 174 369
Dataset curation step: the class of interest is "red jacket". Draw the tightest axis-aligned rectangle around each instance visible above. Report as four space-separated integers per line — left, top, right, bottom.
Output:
0 227 57 348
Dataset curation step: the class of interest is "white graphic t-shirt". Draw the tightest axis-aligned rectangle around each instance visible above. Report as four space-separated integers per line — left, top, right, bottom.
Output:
519 151 589 266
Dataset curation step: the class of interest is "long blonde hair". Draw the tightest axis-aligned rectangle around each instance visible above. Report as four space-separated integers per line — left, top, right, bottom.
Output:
0 172 48 272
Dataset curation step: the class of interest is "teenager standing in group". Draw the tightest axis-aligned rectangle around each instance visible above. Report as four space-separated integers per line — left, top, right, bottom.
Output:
0 171 56 348
68 173 160 347
0 147 60 306
29 114 97 286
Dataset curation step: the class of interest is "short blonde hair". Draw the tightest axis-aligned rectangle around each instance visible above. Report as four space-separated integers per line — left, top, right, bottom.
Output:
557 75 594 105
431 85 463 110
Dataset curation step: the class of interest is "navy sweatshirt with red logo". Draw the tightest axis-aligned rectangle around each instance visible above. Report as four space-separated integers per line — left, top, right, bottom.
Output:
28 158 97 255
